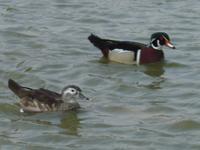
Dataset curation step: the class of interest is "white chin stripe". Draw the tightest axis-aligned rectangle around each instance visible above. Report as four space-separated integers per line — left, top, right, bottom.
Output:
151 43 162 50
136 50 141 65
151 39 162 50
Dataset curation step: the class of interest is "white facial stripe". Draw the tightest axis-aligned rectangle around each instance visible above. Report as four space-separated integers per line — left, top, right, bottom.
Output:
151 38 157 49
151 42 158 49
157 40 160 47
163 36 168 42
151 39 162 50
136 49 141 65
151 38 155 43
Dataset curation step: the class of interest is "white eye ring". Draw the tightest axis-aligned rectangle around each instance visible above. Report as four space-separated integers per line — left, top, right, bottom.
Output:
63 88 77 96
69 88 76 94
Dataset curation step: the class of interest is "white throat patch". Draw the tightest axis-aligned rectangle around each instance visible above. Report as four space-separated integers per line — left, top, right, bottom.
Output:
151 39 163 50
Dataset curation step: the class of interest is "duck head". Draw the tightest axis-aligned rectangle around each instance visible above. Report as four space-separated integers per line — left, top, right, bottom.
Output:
150 32 176 50
61 85 89 104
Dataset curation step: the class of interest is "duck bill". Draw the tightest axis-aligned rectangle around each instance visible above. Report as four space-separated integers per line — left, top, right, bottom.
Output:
79 93 90 101
165 40 176 49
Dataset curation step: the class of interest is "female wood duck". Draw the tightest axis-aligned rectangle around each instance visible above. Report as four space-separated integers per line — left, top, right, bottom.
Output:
88 32 175 65
8 79 89 113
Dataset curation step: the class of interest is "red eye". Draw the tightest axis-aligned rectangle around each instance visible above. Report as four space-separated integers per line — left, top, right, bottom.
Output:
159 36 164 40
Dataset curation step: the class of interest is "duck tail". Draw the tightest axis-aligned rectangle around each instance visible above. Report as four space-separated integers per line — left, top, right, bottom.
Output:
88 34 109 58
8 79 27 98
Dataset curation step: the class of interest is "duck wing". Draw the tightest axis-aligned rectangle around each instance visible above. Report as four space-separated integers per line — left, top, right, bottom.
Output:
8 79 63 106
88 34 146 57
31 88 63 105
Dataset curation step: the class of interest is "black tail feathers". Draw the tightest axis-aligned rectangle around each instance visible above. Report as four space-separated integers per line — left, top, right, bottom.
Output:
8 79 21 92
8 79 27 98
88 34 109 57
88 34 104 48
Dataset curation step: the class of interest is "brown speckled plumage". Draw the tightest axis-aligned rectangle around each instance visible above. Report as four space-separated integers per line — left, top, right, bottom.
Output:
8 79 88 112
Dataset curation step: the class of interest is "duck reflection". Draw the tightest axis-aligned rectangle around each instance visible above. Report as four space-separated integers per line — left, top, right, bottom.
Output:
59 111 80 135
139 61 166 89
143 61 165 77
143 77 166 89
16 111 81 135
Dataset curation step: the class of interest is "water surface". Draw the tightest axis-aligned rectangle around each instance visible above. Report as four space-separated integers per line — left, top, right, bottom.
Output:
0 0 200 149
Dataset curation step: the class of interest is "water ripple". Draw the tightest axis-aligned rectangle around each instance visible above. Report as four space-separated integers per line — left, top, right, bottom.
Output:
0 0 200 149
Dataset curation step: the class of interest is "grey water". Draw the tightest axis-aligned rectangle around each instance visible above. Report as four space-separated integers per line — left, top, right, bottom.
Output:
0 0 200 149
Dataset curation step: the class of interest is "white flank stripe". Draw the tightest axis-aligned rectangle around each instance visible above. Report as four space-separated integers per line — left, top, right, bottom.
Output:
113 49 128 53
136 50 141 65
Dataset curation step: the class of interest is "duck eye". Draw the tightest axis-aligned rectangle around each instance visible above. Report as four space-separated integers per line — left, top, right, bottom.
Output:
71 89 75 93
159 36 165 45
159 36 164 41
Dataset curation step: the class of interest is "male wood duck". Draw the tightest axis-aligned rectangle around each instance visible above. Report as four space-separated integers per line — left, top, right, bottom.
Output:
8 79 89 113
88 32 175 65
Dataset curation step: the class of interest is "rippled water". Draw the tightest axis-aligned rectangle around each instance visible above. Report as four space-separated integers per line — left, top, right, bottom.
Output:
0 0 200 149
